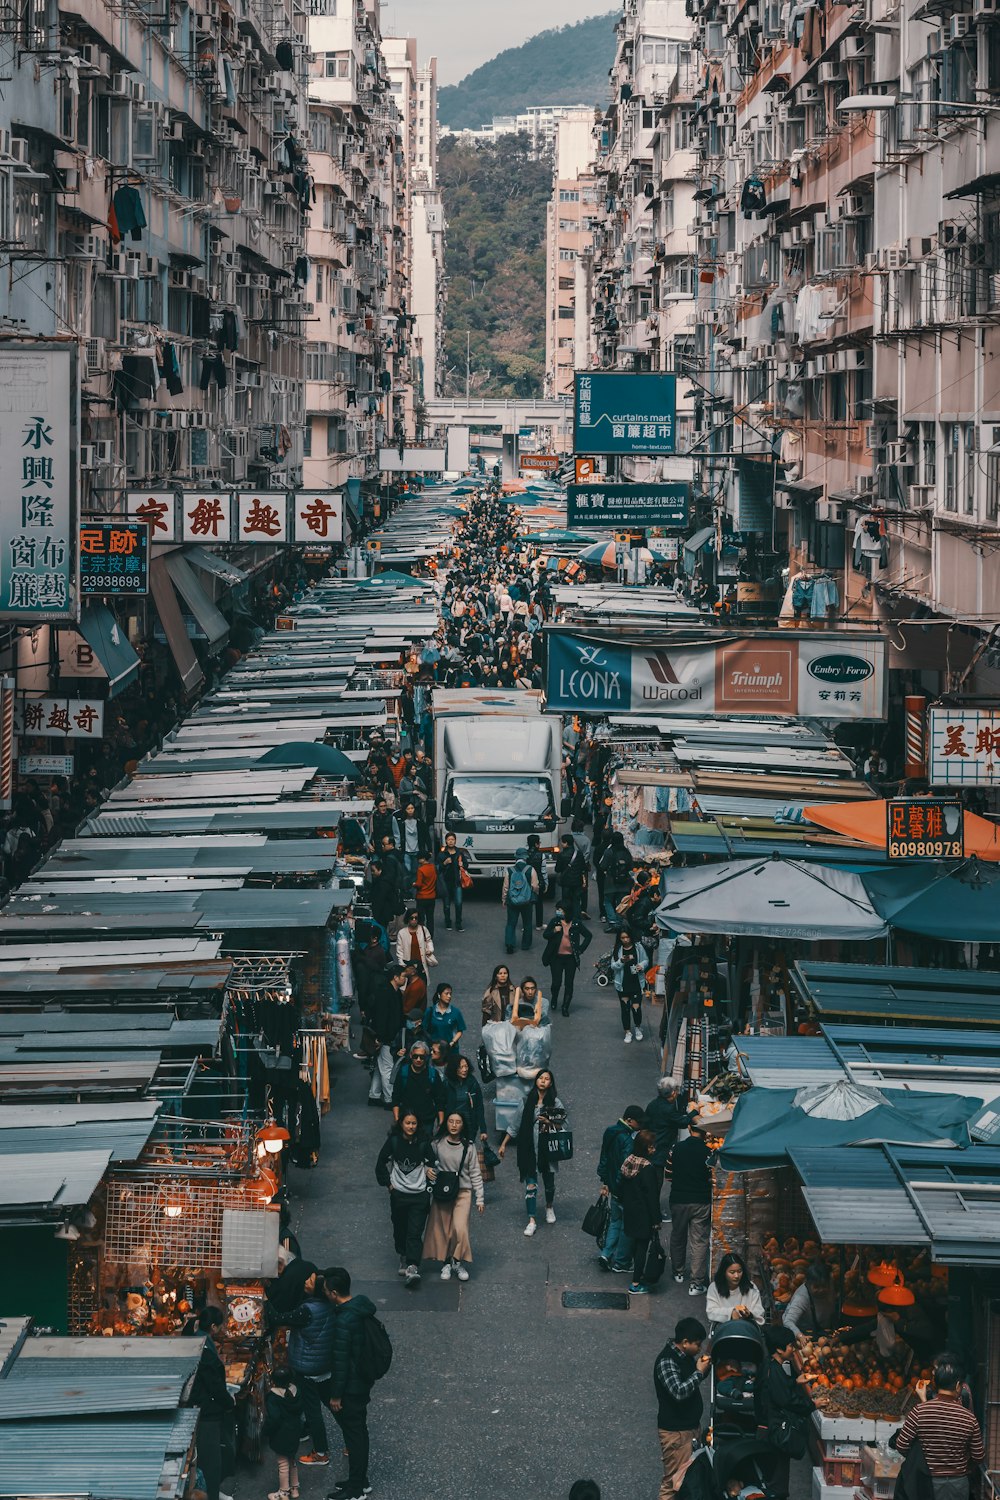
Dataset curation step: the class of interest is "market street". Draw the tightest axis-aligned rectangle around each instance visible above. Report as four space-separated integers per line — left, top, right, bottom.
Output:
263 889 675 1500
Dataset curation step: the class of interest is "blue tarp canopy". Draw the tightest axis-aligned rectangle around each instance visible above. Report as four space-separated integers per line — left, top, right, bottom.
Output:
719 1081 981 1170
654 856 887 940
863 860 1000 941
77 604 141 698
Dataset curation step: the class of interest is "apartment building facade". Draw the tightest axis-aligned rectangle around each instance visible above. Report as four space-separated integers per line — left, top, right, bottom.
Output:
679 0 1000 660
545 109 599 398
304 1 418 494
588 0 700 485
0 0 314 692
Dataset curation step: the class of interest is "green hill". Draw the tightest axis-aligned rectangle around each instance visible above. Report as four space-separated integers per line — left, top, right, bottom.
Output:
438 12 617 130
438 133 552 400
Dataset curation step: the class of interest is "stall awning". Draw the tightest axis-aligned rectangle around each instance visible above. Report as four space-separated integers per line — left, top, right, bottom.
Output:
655 855 888 941
164 553 229 654
863 860 1000 941
184 547 249 589
805 800 1000 862
149 557 204 696
76 605 141 696
683 525 715 556
789 1145 931 1246
718 1083 979 1171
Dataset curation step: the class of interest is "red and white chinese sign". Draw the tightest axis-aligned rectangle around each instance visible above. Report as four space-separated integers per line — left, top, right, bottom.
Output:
293 492 343 543
127 491 177 543
238 492 288 542
929 706 1000 785
15 696 105 739
182 491 233 543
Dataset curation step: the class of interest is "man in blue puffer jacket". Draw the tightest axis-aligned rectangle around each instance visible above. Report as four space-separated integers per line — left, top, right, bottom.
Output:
285 1278 337 1466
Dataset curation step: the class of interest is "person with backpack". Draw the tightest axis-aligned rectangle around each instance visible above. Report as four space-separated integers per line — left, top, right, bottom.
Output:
281 1275 337 1467
323 1266 386 1500
391 1041 445 1131
597 1104 646 1273
422 1109 485 1281
554 833 587 922
541 903 592 1016
262 1365 303 1500
525 833 546 928
501 847 539 954
374 1108 437 1288
597 832 633 931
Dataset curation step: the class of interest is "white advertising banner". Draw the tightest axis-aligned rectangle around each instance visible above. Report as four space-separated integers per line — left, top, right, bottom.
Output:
928 706 1000 785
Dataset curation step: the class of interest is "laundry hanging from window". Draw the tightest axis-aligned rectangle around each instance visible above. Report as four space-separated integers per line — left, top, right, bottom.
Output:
108 185 146 243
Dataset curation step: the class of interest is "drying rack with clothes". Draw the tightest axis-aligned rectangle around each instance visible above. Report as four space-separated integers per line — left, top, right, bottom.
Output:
790 569 840 619
852 513 888 571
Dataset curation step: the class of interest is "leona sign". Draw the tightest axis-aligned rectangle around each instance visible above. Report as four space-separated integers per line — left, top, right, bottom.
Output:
546 630 887 720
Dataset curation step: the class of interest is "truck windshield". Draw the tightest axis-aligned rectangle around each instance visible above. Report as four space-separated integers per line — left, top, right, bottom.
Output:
445 776 556 832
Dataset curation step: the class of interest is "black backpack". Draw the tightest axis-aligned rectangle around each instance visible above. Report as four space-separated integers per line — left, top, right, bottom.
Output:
356 1312 393 1385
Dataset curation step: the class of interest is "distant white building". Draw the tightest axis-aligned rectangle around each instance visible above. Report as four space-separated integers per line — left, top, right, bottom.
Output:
442 103 600 153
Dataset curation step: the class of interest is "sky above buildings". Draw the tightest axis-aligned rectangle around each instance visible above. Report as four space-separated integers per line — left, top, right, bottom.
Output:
380 1 611 84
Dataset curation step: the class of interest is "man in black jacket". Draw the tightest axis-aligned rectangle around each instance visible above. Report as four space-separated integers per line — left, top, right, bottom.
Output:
597 1104 645 1272
367 965 407 1109
654 1316 710 1500
645 1079 695 1189
391 1041 444 1129
554 834 587 922
323 1267 379 1500
669 1124 712 1296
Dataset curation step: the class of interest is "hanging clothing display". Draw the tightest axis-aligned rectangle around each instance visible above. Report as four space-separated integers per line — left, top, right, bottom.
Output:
160 341 183 396
852 515 887 570
112 185 146 241
740 175 767 219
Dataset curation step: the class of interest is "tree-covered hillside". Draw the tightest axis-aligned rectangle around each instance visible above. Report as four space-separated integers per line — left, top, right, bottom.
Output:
438 134 553 400
438 13 616 130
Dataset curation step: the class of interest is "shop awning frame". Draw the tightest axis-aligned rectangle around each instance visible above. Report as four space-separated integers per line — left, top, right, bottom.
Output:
164 553 229 654
74 604 141 698
149 557 204 695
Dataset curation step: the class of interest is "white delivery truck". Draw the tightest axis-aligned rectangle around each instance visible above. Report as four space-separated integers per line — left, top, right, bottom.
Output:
432 688 563 879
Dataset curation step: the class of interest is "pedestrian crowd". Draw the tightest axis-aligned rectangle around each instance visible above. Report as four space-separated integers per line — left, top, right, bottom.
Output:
252 486 985 1500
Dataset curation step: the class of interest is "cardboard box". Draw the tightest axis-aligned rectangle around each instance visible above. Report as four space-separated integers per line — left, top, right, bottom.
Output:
812 1467 857 1500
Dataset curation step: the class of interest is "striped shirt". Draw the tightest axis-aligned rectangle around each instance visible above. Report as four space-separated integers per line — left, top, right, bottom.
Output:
896 1395 985 1477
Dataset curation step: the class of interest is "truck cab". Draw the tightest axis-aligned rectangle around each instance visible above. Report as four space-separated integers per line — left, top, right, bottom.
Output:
432 689 563 880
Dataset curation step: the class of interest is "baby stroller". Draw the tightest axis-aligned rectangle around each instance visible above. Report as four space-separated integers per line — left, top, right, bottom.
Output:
678 1437 782 1500
711 1318 766 1444
593 952 613 988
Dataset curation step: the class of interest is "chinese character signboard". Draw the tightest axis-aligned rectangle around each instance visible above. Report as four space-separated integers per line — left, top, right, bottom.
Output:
79 521 149 596
15 696 104 739
567 483 689 529
238 492 288 542
182 491 233 543
293 492 343 544
928 706 1000 785
546 631 887 720
886 797 964 860
519 454 559 472
574 372 677 455
0 344 78 620
127 490 176 542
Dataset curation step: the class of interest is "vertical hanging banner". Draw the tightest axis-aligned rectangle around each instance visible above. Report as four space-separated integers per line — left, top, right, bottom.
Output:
0 344 78 619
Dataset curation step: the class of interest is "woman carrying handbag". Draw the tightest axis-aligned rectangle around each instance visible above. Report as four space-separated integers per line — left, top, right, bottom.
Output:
497 1069 569 1237
422 1109 484 1282
617 1128 663 1295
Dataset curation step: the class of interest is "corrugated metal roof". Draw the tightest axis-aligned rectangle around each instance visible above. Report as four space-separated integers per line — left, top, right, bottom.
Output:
0 1409 197 1499
0 1373 192 1418
0 1119 156 1162
0 888 351 931
789 1145 930 1245
734 1036 842 1088
0 1148 111 1209
794 961 1000 1026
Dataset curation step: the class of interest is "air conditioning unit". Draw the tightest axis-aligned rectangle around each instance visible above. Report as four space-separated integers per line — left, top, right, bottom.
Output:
781 230 795 248
79 444 97 468
818 61 839 82
864 251 882 273
108 252 129 276
124 252 142 279
865 424 879 449
141 255 160 277
169 269 191 288
67 232 104 259
939 219 967 245
816 499 845 523
908 483 935 507
189 411 208 428
82 337 105 378
855 474 875 496
78 43 107 72
949 12 973 36
799 84 820 102
235 271 252 287
842 33 873 55
110 71 132 95
885 440 911 465
92 440 114 463
264 181 283 196
130 78 146 101
885 246 910 270
842 191 865 217
975 0 999 13
10 137 29 164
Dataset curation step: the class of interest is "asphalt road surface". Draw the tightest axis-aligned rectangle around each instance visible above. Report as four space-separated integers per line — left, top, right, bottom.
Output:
240 889 810 1500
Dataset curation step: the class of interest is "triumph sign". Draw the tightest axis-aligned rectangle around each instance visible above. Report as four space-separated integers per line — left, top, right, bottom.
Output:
546 631 887 720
